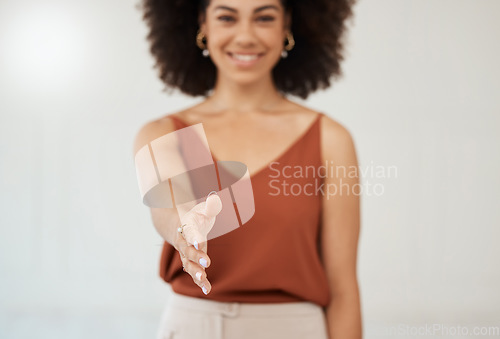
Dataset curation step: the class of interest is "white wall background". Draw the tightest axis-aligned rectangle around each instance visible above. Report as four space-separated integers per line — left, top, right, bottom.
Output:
1 0 499 338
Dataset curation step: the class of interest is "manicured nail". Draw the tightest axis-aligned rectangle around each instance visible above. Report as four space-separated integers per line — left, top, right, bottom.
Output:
202 285 208 295
199 257 208 268
195 272 202 280
194 240 199 250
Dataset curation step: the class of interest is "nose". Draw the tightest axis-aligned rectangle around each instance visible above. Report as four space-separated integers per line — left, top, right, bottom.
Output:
233 21 257 47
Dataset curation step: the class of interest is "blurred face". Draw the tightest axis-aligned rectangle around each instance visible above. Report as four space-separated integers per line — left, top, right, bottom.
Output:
200 0 290 84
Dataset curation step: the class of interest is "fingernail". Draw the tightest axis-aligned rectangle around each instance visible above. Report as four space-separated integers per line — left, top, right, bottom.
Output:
202 285 208 295
194 240 199 250
199 257 208 268
195 272 202 280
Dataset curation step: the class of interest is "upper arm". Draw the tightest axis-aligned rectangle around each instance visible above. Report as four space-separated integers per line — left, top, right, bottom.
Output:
320 115 361 296
132 118 175 157
132 116 200 218
133 117 182 219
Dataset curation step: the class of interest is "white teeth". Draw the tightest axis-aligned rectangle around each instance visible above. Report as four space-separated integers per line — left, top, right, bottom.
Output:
232 53 259 61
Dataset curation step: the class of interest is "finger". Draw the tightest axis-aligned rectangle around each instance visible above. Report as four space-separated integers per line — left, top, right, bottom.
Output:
179 251 188 269
194 231 208 254
182 241 211 269
201 279 212 295
176 230 208 269
204 193 222 218
173 230 190 257
180 254 200 283
190 194 221 221
199 239 208 254
180 251 212 293
183 225 205 251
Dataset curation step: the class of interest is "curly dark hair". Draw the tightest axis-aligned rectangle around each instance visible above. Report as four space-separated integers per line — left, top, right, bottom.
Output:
137 0 356 100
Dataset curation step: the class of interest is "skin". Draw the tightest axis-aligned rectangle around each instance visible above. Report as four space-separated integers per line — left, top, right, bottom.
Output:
135 0 362 337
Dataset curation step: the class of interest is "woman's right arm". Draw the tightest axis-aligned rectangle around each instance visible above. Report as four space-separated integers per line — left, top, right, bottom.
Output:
132 118 217 294
133 118 180 246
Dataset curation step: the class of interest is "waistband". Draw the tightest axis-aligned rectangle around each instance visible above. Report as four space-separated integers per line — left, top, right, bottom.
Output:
168 291 323 318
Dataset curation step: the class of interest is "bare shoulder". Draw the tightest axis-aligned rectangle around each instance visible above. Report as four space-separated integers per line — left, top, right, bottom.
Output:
132 114 176 157
319 113 358 167
132 104 205 157
320 113 355 144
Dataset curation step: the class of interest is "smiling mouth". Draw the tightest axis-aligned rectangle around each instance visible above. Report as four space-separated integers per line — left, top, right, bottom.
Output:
227 52 264 62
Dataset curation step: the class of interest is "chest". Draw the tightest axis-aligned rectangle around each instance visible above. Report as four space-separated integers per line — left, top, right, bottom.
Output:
204 122 310 176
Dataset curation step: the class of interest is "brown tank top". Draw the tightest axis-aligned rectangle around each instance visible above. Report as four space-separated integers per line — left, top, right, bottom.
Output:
159 112 331 307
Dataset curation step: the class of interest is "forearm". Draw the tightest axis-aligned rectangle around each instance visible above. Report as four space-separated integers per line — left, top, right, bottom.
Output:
325 290 362 339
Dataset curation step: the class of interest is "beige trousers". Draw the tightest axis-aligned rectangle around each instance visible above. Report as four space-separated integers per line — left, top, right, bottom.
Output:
156 291 329 339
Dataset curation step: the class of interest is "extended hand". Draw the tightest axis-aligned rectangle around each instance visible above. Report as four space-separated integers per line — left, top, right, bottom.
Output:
173 192 222 295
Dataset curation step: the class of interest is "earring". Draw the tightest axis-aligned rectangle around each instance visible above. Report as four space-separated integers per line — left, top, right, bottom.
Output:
281 31 295 59
196 29 209 57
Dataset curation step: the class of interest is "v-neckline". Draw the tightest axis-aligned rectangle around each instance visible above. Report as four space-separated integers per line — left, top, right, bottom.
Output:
170 112 323 180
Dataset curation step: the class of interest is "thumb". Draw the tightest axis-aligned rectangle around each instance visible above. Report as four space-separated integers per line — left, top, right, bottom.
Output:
204 192 222 218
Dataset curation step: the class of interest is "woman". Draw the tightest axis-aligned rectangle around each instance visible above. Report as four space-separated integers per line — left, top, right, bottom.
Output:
134 0 361 338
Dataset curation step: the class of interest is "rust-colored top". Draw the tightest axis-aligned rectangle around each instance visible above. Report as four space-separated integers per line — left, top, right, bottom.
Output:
159 112 331 307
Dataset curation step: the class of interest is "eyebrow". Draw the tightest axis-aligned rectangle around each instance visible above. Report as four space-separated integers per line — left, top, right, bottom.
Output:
213 5 280 13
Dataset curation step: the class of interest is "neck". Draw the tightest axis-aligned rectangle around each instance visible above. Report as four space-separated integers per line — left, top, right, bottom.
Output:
206 71 285 113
